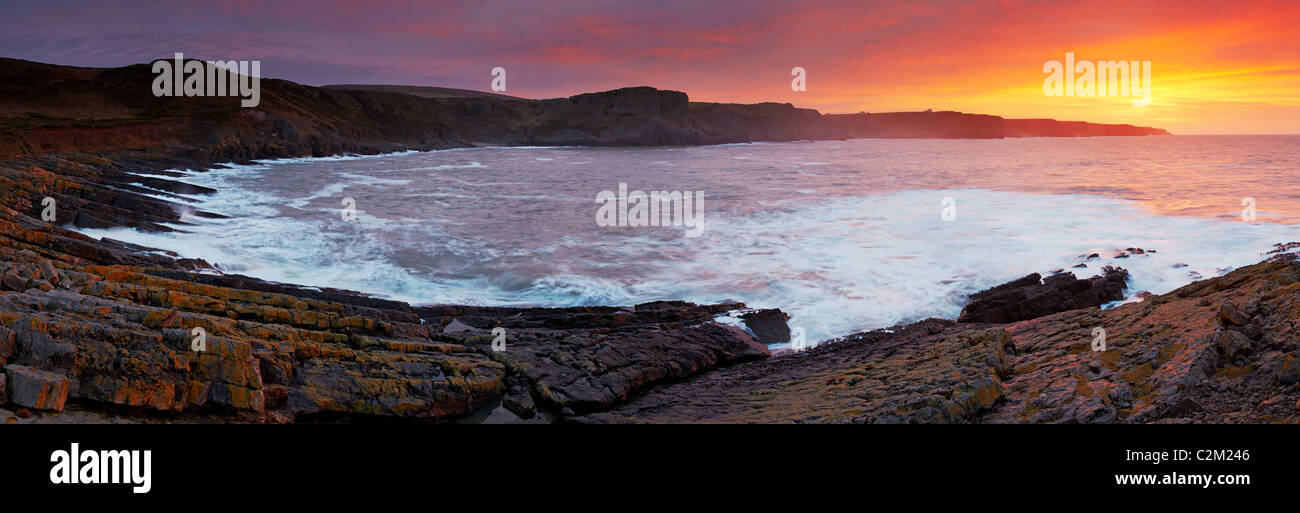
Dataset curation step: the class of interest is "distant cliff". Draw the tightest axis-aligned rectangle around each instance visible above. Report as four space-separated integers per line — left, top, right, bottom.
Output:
1004 118 1170 137
826 111 1005 139
0 58 1169 162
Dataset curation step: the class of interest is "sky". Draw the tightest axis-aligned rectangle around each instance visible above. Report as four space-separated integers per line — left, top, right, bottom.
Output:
2 0 1297 134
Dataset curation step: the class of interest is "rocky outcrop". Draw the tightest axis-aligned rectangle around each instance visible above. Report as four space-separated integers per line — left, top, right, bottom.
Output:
0 204 780 422
578 321 1013 423
577 258 1300 423
957 267 1128 323
740 309 792 344
424 302 770 415
5 364 70 410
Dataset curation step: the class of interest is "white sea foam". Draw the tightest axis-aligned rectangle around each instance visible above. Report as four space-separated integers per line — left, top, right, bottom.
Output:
73 138 1300 346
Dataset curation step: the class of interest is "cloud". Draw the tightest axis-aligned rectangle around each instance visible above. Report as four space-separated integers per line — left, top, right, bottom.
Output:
1 0 1296 133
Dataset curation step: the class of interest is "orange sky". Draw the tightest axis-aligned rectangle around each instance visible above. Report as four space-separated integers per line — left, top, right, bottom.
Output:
640 1 1300 134
4 0 1298 134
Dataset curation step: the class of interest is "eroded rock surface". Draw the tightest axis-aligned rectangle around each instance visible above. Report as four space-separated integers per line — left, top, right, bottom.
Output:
0 201 779 422
578 259 1300 424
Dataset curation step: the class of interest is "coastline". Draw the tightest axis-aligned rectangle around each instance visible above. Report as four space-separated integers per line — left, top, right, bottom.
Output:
4 59 1298 425
5 142 1299 424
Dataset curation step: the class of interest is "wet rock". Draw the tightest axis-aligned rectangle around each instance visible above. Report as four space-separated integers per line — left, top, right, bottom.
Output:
502 386 537 418
4 364 70 411
452 310 770 414
442 319 477 333
740 309 791 344
957 267 1128 323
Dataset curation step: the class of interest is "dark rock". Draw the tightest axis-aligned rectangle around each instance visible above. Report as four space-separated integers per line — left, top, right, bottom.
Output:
443 303 771 414
0 325 14 363
740 309 792 344
501 387 537 419
1273 352 1300 386
1 270 25 291
4 364 70 411
957 267 1128 323
1219 302 1249 326
442 319 477 333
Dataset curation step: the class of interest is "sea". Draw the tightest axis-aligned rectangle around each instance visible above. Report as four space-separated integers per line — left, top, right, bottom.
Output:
78 135 1300 347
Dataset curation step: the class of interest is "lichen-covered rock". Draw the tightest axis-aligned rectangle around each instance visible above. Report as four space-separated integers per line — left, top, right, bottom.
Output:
579 259 1300 424
5 364 70 410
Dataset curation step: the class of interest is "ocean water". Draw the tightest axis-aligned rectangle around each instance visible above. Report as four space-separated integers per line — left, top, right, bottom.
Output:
80 136 1300 346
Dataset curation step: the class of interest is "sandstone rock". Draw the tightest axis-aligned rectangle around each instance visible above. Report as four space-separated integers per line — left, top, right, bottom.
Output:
4 364 70 411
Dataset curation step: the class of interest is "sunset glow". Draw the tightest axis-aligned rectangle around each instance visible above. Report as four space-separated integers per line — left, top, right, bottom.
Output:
2 0 1298 133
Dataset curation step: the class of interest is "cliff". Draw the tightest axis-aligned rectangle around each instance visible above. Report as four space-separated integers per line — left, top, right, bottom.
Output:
1005 118 1171 137
826 111 1006 139
0 57 1170 164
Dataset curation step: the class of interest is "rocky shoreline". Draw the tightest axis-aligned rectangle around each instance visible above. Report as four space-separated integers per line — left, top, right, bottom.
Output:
4 58 1295 425
3 153 1297 424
